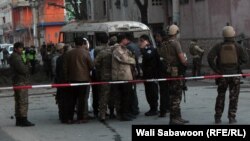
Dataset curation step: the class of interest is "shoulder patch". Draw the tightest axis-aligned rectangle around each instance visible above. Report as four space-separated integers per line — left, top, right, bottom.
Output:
147 50 152 54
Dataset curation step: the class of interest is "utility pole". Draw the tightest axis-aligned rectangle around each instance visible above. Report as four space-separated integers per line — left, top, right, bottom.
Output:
29 0 39 48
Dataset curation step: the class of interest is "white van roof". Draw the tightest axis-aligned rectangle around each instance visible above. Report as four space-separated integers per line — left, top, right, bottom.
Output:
61 21 150 33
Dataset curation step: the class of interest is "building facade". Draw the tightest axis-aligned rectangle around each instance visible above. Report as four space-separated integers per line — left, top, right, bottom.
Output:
40 0 65 44
0 0 65 46
84 0 170 32
179 0 250 39
0 0 13 43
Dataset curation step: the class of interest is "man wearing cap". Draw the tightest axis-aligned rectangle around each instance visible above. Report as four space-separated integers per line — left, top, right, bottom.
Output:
208 26 248 124
155 30 171 117
158 25 189 125
9 42 35 127
52 43 65 80
52 43 65 121
189 39 204 76
112 33 136 121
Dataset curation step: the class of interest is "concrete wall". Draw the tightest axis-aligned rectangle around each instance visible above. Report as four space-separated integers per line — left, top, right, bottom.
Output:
109 0 140 21
108 0 166 24
230 0 250 37
180 0 250 39
148 0 166 24
93 0 108 20
0 0 13 43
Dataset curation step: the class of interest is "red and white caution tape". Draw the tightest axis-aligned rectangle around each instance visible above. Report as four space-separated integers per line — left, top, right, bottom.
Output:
0 73 249 91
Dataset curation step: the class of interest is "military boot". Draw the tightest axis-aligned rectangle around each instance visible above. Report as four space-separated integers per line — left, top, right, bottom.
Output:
169 118 185 125
229 117 237 124
16 117 35 127
15 117 22 126
99 112 106 122
177 117 189 123
145 110 158 116
109 109 116 119
215 116 221 124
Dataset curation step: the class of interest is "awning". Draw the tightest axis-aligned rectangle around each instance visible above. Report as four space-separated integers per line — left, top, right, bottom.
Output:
38 22 66 27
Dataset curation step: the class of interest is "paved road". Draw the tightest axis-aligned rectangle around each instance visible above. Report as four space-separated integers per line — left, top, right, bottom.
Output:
0 81 250 141
0 128 14 141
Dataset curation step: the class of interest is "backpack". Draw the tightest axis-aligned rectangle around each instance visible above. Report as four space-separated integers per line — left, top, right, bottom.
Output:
219 43 238 65
158 41 176 65
157 40 179 76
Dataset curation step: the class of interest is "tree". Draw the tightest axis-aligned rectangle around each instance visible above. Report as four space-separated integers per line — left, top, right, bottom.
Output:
135 0 149 25
48 0 87 21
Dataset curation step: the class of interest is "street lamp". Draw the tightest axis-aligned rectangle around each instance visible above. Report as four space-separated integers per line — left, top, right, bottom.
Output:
29 0 39 48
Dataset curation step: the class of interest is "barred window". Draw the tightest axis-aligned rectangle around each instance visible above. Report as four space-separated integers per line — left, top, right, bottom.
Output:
195 0 205 2
180 0 189 5
152 0 162 6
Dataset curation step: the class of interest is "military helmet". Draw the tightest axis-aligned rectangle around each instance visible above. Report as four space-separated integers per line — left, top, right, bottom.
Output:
222 26 236 38
168 24 179 36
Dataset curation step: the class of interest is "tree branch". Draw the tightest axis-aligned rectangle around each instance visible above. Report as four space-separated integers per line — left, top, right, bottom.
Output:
48 2 77 18
135 0 143 10
69 0 81 19
144 0 148 8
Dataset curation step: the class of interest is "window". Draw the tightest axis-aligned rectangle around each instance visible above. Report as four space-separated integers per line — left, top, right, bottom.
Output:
103 0 107 16
2 17 5 23
115 0 121 9
124 0 128 7
195 0 205 2
152 0 162 6
180 0 189 5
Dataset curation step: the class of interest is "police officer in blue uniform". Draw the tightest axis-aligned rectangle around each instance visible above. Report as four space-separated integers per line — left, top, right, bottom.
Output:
139 34 160 116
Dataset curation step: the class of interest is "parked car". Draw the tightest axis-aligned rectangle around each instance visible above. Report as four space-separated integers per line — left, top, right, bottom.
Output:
59 21 156 48
6 45 13 55
0 44 12 49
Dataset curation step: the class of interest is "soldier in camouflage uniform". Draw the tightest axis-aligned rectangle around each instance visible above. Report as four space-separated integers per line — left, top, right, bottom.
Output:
158 25 189 125
189 39 204 76
90 34 114 118
95 34 113 121
207 26 248 124
9 42 35 127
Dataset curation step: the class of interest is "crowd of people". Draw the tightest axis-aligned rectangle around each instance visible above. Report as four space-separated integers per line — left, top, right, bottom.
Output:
8 24 248 127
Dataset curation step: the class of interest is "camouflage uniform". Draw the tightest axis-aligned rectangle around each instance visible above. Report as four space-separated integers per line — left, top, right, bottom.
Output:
95 45 112 120
9 52 30 118
112 44 136 121
158 37 188 124
91 45 104 116
207 39 248 123
189 41 204 76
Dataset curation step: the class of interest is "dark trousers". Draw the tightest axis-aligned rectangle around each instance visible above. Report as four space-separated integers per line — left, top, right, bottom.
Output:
30 60 36 74
108 86 116 114
113 83 133 116
92 85 99 116
192 58 202 76
57 87 70 122
56 88 63 120
58 87 69 121
159 81 170 113
64 81 88 120
144 82 159 111
91 71 99 116
129 84 140 115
